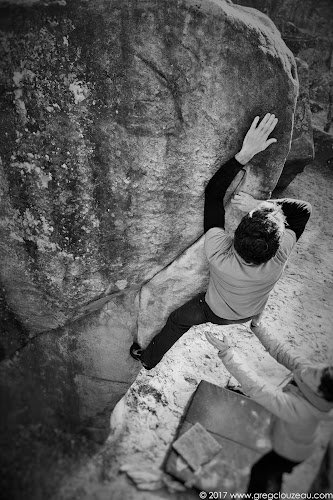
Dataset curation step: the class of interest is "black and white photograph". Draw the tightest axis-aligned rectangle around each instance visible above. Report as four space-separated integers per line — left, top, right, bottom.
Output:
0 1 333 499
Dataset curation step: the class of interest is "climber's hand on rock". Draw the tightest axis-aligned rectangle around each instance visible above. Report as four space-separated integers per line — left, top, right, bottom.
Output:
235 113 278 165
231 192 261 212
205 331 229 353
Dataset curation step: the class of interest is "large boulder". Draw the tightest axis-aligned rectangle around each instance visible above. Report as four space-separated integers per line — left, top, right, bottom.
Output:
0 0 297 336
0 0 298 438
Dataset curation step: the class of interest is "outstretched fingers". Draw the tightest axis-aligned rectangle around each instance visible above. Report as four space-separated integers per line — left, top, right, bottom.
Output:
205 331 220 349
205 331 228 351
239 112 279 162
250 115 260 130
205 331 215 344
262 116 278 145
265 114 278 131
262 115 278 136
257 113 272 131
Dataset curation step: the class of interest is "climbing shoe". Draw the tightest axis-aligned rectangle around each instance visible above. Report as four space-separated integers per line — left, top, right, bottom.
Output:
130 342 143 361
130 343 153 370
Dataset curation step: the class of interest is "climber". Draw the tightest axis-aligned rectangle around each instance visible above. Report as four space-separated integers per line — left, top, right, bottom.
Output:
205 325 333 493
130 113 312 370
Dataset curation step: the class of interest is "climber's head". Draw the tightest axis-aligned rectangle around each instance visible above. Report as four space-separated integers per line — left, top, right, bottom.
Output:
318 366 333 402
299 365 333 402
233 202 286 265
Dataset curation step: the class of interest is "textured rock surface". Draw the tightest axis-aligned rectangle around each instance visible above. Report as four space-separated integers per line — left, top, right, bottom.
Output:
0 288 140 441
0 0 298 446
313 127 333 165
233 0 333 134
277 57 314 189
0 0 297 337
137 236 208 347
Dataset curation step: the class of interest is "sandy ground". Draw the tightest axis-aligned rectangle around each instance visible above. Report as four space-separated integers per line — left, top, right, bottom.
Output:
53 158 333 500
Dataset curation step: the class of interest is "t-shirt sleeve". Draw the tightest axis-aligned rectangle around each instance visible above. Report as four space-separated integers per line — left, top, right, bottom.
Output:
271 198 312 241
276 228 297 262
204 227 233 264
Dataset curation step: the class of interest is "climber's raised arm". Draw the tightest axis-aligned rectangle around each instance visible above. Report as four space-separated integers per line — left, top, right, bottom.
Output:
204 113 278 232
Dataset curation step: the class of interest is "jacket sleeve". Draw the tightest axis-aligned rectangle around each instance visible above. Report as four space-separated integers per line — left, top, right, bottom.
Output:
204 157 244 232
219 348 309 423
251 324 308 372
271 198 312 241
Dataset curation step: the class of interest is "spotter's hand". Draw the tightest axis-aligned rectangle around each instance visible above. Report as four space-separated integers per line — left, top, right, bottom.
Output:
205 331 229 352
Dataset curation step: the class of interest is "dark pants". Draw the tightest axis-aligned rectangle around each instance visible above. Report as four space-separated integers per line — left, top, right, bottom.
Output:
141 292 252 369
247 451 300 493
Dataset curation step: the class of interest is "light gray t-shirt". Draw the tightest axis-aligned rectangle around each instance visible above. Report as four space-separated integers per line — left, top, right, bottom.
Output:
204 227 296 320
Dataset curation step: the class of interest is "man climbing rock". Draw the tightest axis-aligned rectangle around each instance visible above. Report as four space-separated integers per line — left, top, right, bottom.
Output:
130 113 312 370
205 325 333 493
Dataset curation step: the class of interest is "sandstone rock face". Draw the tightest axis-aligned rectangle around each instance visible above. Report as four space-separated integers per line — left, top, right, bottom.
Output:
232 0 333 188
0 0 298 436
233 0 333 134
0 0 297 335
276 57 314 189
1 289 140 441
137 236 209 348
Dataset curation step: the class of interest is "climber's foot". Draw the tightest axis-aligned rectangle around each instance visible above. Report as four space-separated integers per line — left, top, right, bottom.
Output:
130 342 143 361
130 343 153 370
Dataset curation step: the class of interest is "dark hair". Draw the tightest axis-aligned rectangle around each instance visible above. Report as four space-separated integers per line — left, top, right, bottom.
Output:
318 366 333 402
234 203 285 265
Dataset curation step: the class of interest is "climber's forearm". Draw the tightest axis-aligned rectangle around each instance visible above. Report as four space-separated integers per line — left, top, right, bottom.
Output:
204 156 244 232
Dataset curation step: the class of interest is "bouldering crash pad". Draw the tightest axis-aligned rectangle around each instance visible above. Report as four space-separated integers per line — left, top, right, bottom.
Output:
164 381 273 493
